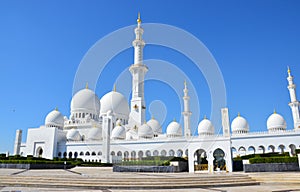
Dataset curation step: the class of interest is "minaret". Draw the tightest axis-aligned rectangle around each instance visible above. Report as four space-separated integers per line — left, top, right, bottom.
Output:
129 13 148 126
287 67 300 130
182 81 192 137
13 129 22 155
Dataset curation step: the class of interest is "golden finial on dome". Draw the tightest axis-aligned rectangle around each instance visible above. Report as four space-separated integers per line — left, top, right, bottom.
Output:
113 84 116 92
173 118 176 122
55 107 58 111
85 82 88 89
287 66 291 75
204 115 207 119
151 115 154 120
137 12 141 24
273 108 277 114
238 112 240 117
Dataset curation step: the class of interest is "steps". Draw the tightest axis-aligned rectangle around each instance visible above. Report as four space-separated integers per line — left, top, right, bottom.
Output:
249 172 300 184
0 169 259 190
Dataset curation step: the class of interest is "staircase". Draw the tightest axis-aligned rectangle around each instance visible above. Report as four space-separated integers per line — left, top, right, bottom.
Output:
0 168 259 190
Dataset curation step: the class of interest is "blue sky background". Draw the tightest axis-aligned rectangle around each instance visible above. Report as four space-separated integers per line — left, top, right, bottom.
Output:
1 0 300 153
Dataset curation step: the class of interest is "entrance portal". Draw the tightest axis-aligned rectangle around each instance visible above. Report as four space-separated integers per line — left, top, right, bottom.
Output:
194 149 208 171
213 148 226 171
36 147 43 158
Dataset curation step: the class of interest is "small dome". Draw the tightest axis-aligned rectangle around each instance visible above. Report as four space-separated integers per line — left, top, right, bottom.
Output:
87 127 102 140
71 88 100 114
100 91 130 119
66 129 81 141
231 115 249 134
166 121 182 137
267 112 286 131
198 118 214 136
111 125 126 140
138 123 153 138
45 109 64 128
147 118 162 134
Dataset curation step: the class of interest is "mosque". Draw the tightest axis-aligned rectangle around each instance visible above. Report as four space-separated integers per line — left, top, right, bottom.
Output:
14 15 300 173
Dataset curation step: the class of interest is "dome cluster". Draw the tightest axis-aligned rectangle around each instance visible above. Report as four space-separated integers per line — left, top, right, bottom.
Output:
44 85 291 141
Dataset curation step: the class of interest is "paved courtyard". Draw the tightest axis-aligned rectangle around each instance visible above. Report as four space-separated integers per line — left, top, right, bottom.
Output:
0 167 300 192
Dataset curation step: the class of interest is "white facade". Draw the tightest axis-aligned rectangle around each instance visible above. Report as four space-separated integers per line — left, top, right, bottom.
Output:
16 15 300 173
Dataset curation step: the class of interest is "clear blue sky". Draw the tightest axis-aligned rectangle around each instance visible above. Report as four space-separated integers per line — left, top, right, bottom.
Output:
1 0 300 153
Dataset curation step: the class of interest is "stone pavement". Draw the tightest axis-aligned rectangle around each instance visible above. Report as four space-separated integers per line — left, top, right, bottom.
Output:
0 167 300 192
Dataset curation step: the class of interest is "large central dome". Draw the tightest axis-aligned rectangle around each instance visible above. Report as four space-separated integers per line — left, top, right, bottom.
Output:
71 88 100 114
100 91 130 119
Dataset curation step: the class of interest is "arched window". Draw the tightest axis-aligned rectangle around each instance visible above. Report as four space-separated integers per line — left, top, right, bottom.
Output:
85 151 90 156
92 151 96 156
138 151 143 159
146 150 151 157
74 152 78 159
131 151 136 160
278 144 285 154
176 149 183 157
58 152 62 158
153 150 159 156
68 152 73 159
169 150 175 156
98 151 102 156
79 151 84 156
161 150 167 156
248 146 255 154
117 151 122 157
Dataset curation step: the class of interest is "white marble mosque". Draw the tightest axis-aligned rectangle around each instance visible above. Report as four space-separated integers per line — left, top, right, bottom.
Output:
14 14 300 173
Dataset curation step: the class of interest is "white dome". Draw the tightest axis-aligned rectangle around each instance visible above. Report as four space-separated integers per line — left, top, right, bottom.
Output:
100 91 129 119
166 121 182 137
111 125 126 140
147 118 162 134
138 123 154 138
231 115 249 134
45 109 64 128
71 88 100 114
198 118 214 136
267 112 287 131
66 129 81 141
87 127 102 140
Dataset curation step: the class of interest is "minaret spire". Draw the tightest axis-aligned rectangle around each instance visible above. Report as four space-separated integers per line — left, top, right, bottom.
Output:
287 67 300 129
129 13 148 126
182 80 192 137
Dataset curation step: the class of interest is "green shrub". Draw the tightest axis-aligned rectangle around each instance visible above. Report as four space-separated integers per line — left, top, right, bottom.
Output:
249 156 298 164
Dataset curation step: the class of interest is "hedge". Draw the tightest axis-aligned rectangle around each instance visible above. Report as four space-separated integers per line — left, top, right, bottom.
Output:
249 156 298 164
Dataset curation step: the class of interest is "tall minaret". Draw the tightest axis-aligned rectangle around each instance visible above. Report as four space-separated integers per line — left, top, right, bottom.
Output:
129 13 148 126
287 67 300 130
182 81 192 137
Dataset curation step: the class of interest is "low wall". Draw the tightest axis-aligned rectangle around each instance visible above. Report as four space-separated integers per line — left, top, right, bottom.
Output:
0 164 75 169
244 163 299 172
113 165 175 172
